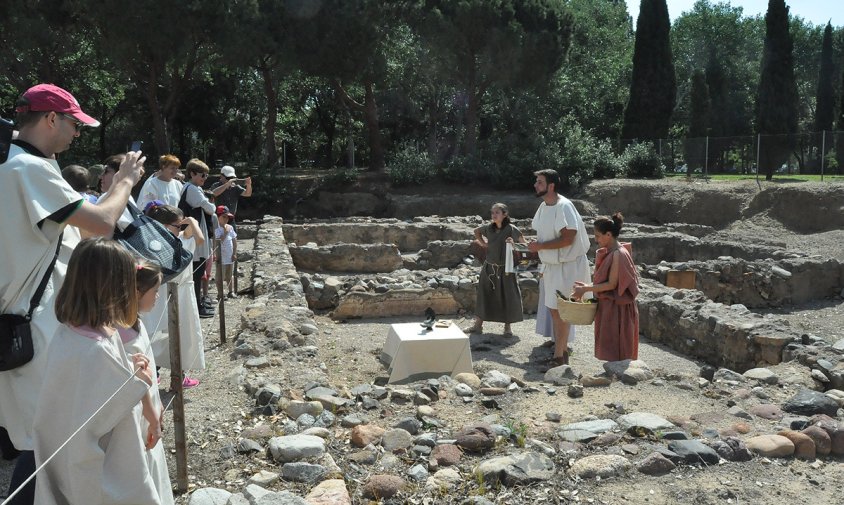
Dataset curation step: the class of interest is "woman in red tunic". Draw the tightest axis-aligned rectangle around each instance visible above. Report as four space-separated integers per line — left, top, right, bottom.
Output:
571 212 639 361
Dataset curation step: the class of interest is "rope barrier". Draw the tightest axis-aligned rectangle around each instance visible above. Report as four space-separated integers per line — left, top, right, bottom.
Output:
1 242 223 503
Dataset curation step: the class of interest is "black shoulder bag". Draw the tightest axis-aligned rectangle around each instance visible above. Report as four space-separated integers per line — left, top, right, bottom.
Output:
0 232 62 371
178 183 214 256
114 201 193 283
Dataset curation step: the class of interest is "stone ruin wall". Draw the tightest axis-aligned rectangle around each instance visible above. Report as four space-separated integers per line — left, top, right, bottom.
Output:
244 215 844 380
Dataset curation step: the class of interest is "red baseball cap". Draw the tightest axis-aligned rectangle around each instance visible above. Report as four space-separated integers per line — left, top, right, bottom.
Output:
15 84 100 127
215 205 234 218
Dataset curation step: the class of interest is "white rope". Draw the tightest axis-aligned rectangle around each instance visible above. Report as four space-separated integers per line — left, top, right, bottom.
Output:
4 243 228 502
2 284 179 504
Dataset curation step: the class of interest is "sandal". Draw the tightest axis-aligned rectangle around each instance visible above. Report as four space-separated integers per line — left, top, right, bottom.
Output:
463 323 483 334
503 324 513 337
182 376 200 389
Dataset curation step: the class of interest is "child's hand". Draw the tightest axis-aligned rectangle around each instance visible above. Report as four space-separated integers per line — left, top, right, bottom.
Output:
145 417 162 450
571 281 589 300
132 353 153 386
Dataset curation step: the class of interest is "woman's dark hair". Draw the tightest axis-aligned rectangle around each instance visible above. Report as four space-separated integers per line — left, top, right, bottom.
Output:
145 203 183 226
488 202 511 231
594 212 624 237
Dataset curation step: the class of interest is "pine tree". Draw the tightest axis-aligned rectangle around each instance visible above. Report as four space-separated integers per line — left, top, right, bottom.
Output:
621 0 676 141
756 0 798 180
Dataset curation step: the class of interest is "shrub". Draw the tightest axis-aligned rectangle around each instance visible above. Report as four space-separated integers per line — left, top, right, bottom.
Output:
321 167 359 191
620 142 665 178
440 154 489 184
387 142 436 186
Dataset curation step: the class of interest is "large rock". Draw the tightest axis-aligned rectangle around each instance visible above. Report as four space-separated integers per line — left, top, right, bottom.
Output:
667 440 720 465
381 428 414 452
304 479 351 505
455 422 496 453
777 430 816 460
361 475 407 500
481 370 512 388
617 413 675 432
603 360 654 384
350 424 385 447
560 419 619 434
544 365 579 385
267 435 326 463
290 242 403 272
569 455 632 479
801 426 832 456
281 462 327 483
743 368 778 384
188 488 232 505
745 435 794 458
474 452 555 487
332 288 461 319
782 389 839 417
636 452 676 475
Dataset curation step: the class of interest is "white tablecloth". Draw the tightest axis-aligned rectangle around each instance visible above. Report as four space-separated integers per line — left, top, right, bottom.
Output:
380 322 474 384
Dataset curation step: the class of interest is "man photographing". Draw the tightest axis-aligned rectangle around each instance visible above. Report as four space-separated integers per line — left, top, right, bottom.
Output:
0 83 144 504
210 164 252 219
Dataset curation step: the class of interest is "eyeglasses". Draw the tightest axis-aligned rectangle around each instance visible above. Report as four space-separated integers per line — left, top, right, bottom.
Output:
58 113 84 132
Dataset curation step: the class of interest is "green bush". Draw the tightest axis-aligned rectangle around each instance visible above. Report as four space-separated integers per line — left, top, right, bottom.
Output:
321 167 359 191
387 142 436 186
440 155 489 184
482 116 623 190
620 142 665 178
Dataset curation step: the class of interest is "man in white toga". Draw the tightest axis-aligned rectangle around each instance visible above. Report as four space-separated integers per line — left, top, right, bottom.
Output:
528 169 591 365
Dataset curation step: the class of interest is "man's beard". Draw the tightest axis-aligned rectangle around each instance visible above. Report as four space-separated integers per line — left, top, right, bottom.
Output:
535 189 547 198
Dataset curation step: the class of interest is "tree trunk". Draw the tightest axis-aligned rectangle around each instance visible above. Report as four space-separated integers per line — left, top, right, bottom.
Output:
363 81 384 172
260 66 279 169
464 61 478 156
145 70 170 155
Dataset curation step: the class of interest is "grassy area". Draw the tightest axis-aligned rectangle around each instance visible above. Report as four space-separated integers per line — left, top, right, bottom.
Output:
665 173 844 183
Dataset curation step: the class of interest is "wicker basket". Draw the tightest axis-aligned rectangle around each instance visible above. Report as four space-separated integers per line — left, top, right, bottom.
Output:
556 296 597 325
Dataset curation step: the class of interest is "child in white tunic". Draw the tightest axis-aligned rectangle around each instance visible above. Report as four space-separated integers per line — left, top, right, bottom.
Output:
117 261 175 505
33 238 161 505
141 203 206 390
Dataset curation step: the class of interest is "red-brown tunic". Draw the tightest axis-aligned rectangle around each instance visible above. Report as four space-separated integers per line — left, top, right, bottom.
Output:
593 243 639 361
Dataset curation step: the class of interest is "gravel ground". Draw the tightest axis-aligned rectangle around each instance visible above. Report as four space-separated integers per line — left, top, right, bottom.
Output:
4 180 844 503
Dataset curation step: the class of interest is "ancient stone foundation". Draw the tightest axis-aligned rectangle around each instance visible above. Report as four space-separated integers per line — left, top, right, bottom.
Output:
257 215 843 376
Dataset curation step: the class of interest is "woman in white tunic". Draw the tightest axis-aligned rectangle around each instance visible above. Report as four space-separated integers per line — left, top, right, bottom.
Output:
33 238 161 505
141 204 206 390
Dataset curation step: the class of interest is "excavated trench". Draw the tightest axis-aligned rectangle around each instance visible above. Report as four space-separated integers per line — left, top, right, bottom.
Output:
282 214 844 376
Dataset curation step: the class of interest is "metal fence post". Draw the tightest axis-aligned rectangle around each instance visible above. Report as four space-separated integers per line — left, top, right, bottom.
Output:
167 282 188 493
821 130 826 182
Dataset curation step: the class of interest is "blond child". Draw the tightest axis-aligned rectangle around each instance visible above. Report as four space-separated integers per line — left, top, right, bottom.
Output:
32 238 161 505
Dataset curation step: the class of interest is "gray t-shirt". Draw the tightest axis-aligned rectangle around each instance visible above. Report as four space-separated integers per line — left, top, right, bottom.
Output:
210 182 245 215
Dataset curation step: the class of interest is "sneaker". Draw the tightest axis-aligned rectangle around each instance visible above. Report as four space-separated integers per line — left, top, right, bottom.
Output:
182 376 200 389
198 308 214 319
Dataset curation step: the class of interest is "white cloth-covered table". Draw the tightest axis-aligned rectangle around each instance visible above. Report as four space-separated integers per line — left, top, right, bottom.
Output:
380 322 473 384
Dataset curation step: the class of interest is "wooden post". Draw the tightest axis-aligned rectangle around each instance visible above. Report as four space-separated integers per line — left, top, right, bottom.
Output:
233 259 239 294
167 283 188 493
215 239 227 344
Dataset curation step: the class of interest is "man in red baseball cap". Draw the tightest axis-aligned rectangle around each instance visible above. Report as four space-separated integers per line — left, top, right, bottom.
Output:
0 83 145 505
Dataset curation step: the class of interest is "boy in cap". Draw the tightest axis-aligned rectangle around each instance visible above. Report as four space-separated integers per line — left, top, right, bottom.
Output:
214 205 237 298
0 83 144 504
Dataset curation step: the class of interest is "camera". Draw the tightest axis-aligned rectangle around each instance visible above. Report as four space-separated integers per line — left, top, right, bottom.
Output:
129 140 143 152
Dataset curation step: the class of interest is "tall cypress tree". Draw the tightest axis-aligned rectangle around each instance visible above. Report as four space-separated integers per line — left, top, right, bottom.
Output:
621 0 676 141
814 22 835 133
756 0 798 180
837 61 844 172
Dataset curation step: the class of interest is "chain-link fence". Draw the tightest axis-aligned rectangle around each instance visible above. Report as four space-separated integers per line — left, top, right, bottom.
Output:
619 130 844 179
